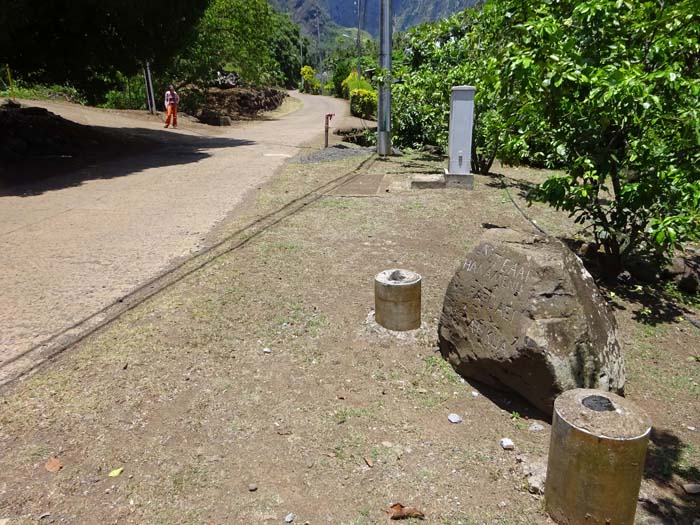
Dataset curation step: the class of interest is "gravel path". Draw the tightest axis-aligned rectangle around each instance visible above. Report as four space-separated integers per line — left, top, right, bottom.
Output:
0 92 350 369
294 144 374 164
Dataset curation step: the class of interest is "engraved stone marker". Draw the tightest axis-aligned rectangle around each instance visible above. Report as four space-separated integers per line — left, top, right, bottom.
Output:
438 228 626 413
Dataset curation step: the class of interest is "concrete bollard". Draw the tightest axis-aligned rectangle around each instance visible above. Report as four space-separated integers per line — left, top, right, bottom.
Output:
374 269 421 331
545 389 651 525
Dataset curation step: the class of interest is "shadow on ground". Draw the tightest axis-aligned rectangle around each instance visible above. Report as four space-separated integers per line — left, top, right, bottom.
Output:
458 374 551 422
641 429 700 524
485 171 536 199
483 171 700 329
559 239 700 327
0 125 254 197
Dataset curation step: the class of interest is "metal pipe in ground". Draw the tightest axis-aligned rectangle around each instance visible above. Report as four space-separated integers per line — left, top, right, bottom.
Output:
545 389 651 525
374 269 421 331
325 113 334 148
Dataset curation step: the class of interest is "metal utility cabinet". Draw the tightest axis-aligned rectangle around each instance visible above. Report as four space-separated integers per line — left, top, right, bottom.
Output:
445 86 476 189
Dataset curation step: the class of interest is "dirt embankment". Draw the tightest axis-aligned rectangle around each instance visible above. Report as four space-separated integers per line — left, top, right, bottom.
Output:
196 87 288 125
0 101 139 160
0 86 288 167
0 100 151 184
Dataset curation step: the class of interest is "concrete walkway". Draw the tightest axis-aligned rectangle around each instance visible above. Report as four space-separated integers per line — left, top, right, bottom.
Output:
0 92 349 368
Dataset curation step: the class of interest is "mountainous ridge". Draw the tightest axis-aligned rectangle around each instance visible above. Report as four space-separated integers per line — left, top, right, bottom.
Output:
270 0 478 38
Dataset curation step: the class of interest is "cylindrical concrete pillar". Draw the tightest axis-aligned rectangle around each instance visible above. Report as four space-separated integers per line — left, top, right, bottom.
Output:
374 269 421 331
545 389 651 525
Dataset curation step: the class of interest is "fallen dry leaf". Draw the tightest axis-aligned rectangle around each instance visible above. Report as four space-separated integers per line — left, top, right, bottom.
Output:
45 457 62 473
387 503 425 520
108 467 124 477
364 457 374 468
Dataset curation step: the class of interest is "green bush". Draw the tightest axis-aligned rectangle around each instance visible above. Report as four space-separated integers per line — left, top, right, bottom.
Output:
300 65 320 94
392 0 700 266
332 60 352 97
350 88 377 119
101 72 147 110
341 71 372 100
516 0 700 265
0 79 86 104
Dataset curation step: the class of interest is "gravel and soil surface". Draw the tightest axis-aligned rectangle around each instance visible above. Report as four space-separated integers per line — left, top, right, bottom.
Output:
0 92 352 376
0 136 698 524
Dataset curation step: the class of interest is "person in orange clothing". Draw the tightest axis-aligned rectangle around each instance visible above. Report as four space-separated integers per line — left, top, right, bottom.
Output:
164 85 180 128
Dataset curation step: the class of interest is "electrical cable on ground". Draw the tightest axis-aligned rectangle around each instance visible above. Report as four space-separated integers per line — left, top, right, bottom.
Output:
0 153 378 389
497 173 549 237
497 172 700 330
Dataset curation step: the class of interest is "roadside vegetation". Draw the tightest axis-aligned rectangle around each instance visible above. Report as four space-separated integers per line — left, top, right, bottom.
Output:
1 0 308 113
390 0 699 273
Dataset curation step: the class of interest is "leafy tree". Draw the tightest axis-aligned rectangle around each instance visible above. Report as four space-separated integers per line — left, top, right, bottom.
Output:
270 12 305 89
392 0 700 265
332 60 352 97
0 0 209 98
507 0 700 264
167 0 281 89
392 7 525 174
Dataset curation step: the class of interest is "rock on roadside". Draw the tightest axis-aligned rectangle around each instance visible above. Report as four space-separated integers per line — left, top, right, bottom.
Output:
516 454 547 495
438 228 625 413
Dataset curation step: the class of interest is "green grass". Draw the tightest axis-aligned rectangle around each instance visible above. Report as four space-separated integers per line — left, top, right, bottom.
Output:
257 240 300 255
630 321 700 397
401 200 426 211
353 506 372 525
663 280 700 307
170 464 209 495
273 302 329 338
423 355 461 384
333 407 374 424
316 197 361 210
1 81 86 104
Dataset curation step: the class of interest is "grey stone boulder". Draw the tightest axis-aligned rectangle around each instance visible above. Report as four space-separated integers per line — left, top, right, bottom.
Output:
663 254 700 293
438 228 625 414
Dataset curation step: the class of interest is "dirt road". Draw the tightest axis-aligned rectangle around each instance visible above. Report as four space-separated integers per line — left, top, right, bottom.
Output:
0 92 349 374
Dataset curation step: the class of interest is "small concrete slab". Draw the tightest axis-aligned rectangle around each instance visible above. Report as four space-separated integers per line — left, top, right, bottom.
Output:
410 174 445 189
332 172 386 196
445 172 475 190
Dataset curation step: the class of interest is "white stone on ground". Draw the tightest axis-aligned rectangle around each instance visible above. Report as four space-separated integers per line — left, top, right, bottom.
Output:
500 438 515 450
528 422 545 432
448 413 463 424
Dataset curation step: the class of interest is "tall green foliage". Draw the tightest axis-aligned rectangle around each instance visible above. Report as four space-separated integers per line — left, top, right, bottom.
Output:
0 0 209 99
270 12 304 89
392 5 528 174
512 0 700 263
168 0 280 88
392 0 700 264
332 60 352 97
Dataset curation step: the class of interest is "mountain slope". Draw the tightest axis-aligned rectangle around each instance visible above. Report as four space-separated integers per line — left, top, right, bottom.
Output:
270 0 478 38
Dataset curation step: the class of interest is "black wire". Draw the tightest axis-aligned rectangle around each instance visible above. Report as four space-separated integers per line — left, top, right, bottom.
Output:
497 173 549 237
496 173 700 330
0 154 378 388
